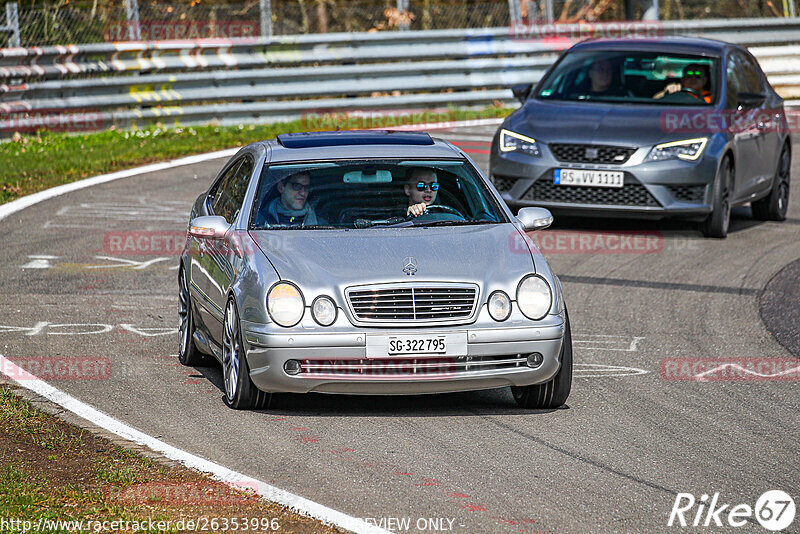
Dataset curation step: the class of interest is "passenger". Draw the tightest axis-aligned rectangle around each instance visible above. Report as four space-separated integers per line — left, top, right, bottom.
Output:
262 172 321 226
654 63 712 103
404 168 439 218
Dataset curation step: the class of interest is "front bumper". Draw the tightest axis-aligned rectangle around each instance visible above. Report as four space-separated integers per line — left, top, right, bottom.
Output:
241 309 566 395
490 142 718 220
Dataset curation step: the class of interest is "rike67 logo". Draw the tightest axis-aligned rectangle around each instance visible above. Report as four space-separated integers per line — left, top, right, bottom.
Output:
668 490 796 531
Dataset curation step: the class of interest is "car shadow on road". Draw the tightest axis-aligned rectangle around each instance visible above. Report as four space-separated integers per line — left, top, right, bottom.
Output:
196 365 567 417
545 205 763 236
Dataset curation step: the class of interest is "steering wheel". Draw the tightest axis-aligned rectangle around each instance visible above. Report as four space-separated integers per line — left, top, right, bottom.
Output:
679 87 703 99
419 205 466 219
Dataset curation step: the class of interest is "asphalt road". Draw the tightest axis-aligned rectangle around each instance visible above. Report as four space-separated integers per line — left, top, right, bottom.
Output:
1 124 798 534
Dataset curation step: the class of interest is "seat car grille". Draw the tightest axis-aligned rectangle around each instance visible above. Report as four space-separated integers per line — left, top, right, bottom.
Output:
549 143 636 164
298 355 527 378
346 283 478 324
667 185 706 202
492 175 517 193
524 179 660 207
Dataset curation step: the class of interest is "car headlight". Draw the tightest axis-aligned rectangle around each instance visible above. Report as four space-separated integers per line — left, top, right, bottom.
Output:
517 275 552 320
311 295 337 326
499 129 541 157
644 137 708 162
488 291 512 321
267 282 304 327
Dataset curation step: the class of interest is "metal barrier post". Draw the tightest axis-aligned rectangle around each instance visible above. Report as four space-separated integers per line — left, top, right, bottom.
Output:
2 2 20 47
508 0 522 25
260 0 272 38
124 0 141 41
397 0 410 31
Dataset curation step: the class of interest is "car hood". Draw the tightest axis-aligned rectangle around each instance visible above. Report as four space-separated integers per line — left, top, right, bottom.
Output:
250 224 536 294
510 101 694 147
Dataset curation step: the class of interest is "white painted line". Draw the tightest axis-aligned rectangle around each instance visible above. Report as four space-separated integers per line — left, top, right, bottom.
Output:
0 353 389 534
0 148 239 224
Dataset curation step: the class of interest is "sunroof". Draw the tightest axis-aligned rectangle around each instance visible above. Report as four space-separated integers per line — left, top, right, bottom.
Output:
277 130 434 148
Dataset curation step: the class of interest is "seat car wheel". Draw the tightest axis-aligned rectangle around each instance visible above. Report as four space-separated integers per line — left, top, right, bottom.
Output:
511 311 573 409
178 264 207 366
223 298 271 410
701 155 733 238
752 143 791 222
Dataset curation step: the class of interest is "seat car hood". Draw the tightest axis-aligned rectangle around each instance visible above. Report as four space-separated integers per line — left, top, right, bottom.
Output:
250 224 536 291
512 101 687 147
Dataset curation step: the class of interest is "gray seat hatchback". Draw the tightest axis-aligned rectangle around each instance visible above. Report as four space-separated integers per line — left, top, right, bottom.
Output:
179 130 572 410
490 37 791 238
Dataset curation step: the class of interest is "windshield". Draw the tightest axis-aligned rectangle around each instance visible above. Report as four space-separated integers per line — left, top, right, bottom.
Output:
249 159 508 230
536 50 719 106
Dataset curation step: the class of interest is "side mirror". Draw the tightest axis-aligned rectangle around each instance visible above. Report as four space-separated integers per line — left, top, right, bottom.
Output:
188 216 231 239
736 92 766 108
511 83 533 104
516 207 553 231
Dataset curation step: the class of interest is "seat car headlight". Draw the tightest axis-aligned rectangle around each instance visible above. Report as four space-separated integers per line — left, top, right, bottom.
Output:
517 275 552 320
499 129 541 157
488 291 512 321
311 296 337 326
645 138 708 162
267 282 305 327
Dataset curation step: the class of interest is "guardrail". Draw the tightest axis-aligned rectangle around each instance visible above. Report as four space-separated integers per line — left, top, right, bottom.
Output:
2 18 800 135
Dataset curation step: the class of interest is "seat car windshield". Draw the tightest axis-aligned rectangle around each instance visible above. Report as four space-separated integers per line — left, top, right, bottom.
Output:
536 50 719 106
249 159 508 230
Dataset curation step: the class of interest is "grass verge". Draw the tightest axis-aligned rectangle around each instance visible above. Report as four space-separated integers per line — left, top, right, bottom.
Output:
0 384 342 533
1 106 512 205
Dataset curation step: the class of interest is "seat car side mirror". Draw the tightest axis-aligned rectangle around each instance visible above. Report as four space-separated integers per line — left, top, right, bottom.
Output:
188 216 231 239
511 83 533 104
516 207 553 231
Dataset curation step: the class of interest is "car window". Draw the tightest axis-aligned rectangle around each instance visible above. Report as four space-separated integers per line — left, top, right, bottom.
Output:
536 50 718 106
725 55 743 109
735 51 764 94
211 156 253 223
250 159 508 230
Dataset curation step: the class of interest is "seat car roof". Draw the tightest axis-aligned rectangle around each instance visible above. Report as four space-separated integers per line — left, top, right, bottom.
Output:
570 36 731 57
261 130 464 163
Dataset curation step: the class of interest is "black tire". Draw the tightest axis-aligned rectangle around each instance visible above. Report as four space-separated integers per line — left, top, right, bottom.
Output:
178 265 207 366
222 298 271 410
752 143 791 222
701 154 733 238
511 312 573 409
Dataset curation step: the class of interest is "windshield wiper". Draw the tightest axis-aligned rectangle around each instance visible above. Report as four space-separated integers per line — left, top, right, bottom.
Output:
417 220 499 227
353 217 412 229
262 225 339 230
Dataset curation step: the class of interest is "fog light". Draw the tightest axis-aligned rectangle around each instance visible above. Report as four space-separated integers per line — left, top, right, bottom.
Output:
284 359 301 375
526 352 544 368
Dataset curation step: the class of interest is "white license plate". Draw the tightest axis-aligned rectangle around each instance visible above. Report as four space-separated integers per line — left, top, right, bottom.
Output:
554 169 624 188
366 332 468 358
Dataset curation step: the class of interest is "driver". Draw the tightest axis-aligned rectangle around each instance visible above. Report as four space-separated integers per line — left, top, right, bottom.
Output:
262 172 322 226
404 168 439 218
654 63 712 103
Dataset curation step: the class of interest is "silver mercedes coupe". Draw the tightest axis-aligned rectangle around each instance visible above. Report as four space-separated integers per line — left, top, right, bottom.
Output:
178 130 572 410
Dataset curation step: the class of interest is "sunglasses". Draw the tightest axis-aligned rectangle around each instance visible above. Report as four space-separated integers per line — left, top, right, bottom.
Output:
416 181 440 191
683 70 705 78
286 180 310 193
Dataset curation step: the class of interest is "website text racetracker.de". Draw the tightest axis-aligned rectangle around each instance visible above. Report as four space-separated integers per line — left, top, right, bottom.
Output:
0 516 281 532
